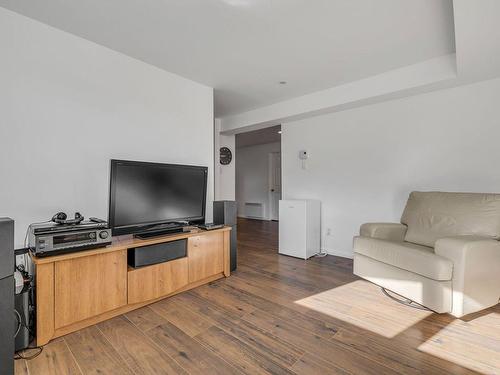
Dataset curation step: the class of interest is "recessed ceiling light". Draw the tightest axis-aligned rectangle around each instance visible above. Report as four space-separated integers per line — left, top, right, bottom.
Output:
279 81 287 85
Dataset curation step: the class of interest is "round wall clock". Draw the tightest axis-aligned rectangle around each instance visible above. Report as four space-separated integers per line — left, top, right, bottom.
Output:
219 147 232 165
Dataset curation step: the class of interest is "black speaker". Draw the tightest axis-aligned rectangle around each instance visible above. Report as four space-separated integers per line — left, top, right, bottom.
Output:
0 218 14 375
128 239 187 268
213 201 237 271
0 218 14 279
14 288 31 352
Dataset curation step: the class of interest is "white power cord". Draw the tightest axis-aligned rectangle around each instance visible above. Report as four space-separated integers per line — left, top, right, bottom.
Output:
312 230 328 258
14 310 22 338
313 250 328 258
24 220 51 248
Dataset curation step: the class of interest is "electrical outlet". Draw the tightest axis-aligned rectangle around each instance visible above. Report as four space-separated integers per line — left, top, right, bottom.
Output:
326 228 332 236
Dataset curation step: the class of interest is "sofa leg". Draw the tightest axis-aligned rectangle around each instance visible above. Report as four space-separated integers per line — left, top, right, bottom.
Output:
381 288 432 312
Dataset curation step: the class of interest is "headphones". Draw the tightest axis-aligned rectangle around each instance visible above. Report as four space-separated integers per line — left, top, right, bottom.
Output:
51 212 84 225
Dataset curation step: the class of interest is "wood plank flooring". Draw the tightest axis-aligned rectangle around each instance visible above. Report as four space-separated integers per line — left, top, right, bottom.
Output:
16 218 500 374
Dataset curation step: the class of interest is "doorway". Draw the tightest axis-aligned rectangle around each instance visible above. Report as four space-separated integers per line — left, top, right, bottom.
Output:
234 125 281 221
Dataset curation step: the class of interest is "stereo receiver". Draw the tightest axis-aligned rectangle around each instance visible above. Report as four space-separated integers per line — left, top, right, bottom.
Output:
28 220 111 257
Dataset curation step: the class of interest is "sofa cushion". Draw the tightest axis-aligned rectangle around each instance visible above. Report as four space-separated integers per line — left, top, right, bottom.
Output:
401 191 500 247
353 236 453 281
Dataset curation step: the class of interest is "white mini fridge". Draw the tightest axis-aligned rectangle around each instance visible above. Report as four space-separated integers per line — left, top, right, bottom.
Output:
279 200 321 259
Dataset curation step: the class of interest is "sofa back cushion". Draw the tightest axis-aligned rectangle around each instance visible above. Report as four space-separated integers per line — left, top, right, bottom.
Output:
401 191 500 247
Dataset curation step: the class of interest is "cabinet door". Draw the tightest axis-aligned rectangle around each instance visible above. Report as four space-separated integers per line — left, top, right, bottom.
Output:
54 250 127 328
128 257 188 304
157 257 188 298
188 232 224 283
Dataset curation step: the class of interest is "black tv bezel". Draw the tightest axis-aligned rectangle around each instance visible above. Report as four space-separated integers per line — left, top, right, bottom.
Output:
108 159 208 236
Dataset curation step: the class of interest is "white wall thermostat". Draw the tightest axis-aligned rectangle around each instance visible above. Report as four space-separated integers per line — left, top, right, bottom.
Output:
299 150 308 170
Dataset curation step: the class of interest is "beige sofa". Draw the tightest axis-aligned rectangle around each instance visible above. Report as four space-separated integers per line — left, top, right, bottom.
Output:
353 191 500 317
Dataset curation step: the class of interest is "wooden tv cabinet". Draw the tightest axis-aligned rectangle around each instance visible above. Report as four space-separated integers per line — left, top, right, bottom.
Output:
30 226 231 346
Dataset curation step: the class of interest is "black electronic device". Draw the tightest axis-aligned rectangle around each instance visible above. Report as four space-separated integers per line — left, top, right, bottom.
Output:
198 223 224 231
51 212 84 225
13 248 34 353
127 239 187 268
28 219 111 257
14 286 31 352
0 218 14 375
108 159 208 237
89 217 107 223
213 201 237 271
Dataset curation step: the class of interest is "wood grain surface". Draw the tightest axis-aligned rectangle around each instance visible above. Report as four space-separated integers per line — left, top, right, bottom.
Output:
17 219 500 375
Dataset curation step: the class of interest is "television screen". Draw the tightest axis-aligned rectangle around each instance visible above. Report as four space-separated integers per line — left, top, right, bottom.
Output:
108 159 207 235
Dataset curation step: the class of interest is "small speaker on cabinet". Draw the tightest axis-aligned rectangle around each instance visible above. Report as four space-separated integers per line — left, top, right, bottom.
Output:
128 239 187 268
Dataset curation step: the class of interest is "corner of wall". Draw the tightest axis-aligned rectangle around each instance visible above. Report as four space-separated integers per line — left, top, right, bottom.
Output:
214 119 236 201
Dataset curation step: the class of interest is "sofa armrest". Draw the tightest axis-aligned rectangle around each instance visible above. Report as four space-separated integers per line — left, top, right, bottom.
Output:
435 236 500 317
360 223 407 241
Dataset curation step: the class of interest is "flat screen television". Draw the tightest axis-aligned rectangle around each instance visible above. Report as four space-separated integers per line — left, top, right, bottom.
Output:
108 159 208 236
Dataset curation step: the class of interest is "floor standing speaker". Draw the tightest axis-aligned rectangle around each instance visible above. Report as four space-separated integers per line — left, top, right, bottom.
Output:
14 287 31 352
213 201 237 271
0 218 14 375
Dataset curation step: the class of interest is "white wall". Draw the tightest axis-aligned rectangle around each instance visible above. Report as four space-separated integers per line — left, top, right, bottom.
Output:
236 142 280 219
214 119 235 201
0 9 214 247
282 77 500 258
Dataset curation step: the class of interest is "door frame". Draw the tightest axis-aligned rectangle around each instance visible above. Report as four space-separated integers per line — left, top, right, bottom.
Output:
268 151 281 221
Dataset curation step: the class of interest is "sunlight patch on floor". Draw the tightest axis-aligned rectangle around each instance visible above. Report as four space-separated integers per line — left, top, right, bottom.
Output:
294 280 433 338
418 312 500 374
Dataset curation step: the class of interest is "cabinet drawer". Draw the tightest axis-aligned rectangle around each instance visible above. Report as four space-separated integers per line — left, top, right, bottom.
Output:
54 250 127 329
188 232 224 283
128 257 188 304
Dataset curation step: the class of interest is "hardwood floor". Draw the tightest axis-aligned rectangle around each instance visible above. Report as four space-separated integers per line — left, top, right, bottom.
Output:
17 218 500 374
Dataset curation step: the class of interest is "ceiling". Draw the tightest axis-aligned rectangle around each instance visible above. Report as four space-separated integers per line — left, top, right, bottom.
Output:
1 0 455 117
236 125 281 148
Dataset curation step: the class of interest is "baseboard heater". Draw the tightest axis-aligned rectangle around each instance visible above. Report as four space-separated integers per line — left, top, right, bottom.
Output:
244 202 264 219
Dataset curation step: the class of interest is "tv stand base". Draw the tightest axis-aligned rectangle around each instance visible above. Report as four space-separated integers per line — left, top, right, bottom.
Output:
31 226 231 346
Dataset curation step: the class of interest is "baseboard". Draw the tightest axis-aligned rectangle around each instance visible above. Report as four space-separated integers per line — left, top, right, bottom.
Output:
321 247 353 259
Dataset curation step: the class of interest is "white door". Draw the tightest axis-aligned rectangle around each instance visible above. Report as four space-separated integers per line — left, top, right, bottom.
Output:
268 152 281 221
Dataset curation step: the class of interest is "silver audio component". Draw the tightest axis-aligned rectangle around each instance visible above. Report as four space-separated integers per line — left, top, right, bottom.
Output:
28 220 111 257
